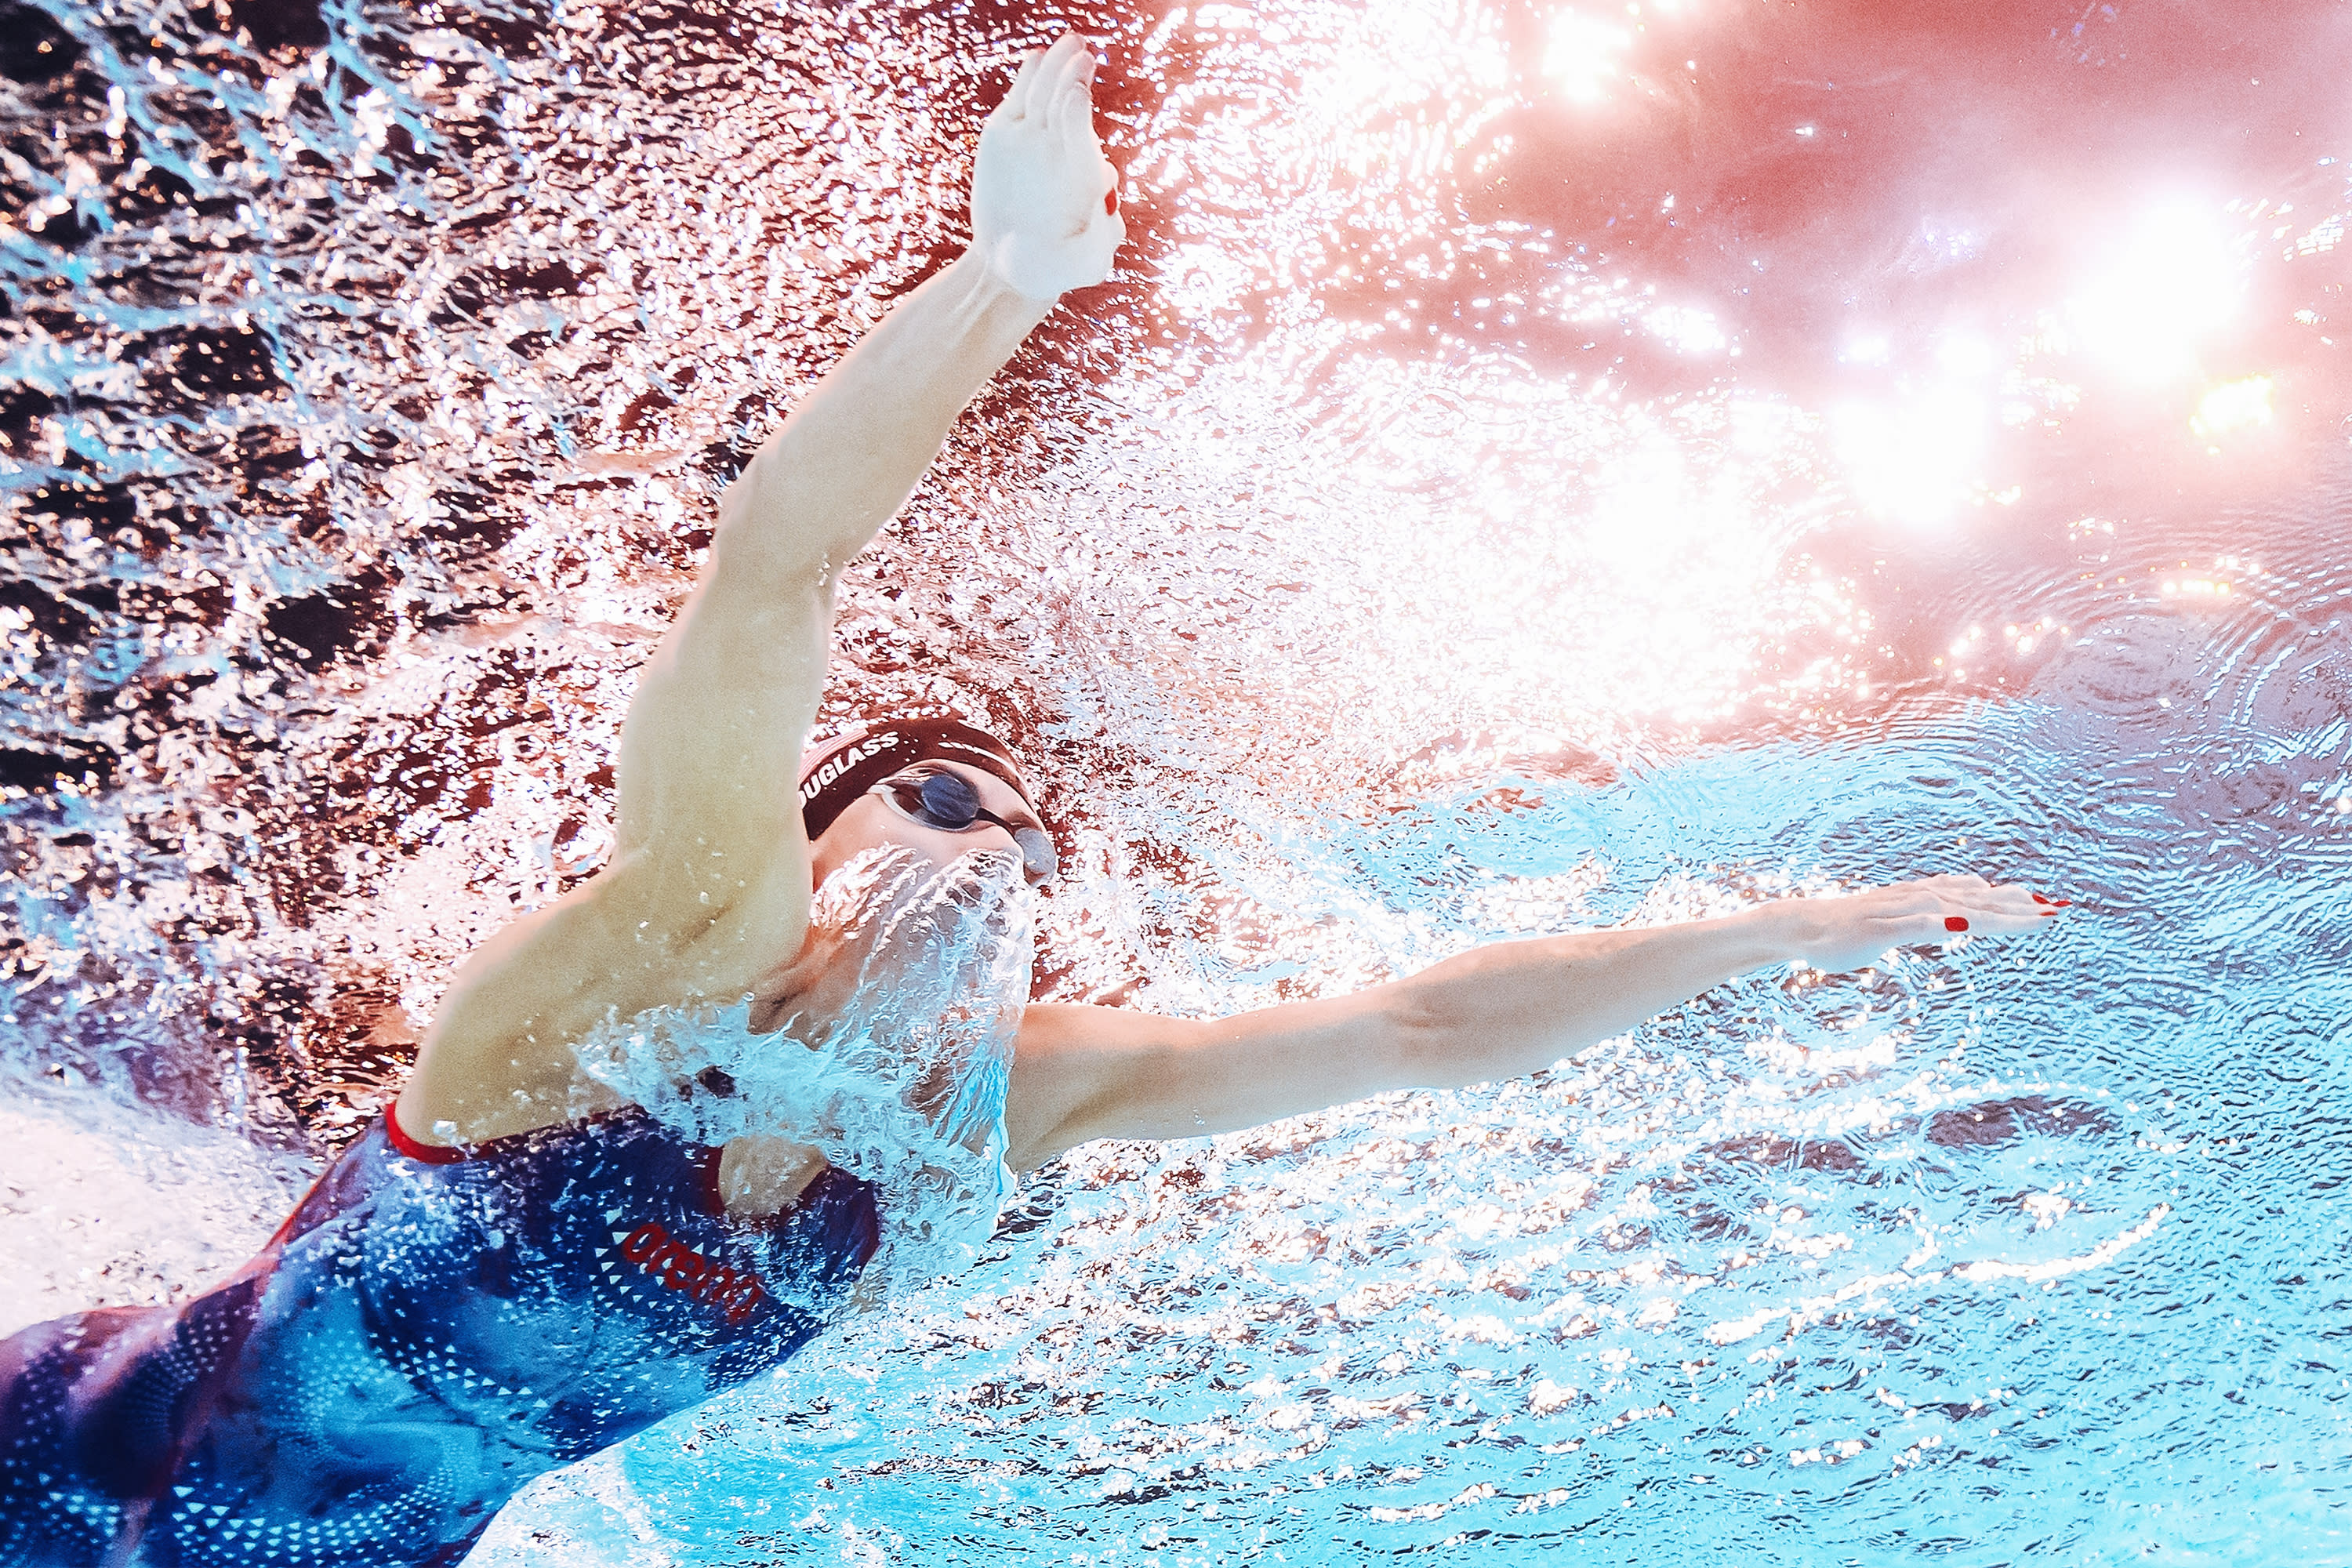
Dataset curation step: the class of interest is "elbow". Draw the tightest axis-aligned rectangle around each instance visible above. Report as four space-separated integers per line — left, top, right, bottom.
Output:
712 447 775 543
1385 961 1570 1093
1383 976 1465 1091
710 451 837 588
706 506 837 603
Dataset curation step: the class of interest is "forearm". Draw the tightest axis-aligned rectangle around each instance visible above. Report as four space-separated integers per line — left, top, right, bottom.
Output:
1012 877 2052 1163
714 252 1054 584
1396 905 1802 1087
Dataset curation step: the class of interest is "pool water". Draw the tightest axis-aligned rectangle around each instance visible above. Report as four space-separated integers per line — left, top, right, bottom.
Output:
4 0 2351 1560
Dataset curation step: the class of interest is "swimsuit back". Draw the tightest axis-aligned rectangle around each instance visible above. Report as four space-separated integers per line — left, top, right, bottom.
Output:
0 1107 878 1568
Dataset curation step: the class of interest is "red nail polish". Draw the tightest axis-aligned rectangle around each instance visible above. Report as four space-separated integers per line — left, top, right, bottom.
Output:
1105 190 1118 215
1945 916 1969 932
2031 892 2051 906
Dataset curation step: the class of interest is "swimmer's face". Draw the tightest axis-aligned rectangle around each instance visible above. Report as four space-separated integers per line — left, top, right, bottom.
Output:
807 761 1042 890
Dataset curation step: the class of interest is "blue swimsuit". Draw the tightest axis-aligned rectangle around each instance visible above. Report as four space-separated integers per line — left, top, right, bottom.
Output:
0 1108 878 1567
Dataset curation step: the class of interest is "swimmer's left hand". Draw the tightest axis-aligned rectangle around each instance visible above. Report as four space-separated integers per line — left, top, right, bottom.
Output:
972 33 1126 300
1771 873 2066 975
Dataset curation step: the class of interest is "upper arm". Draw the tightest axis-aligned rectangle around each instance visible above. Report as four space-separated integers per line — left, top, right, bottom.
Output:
401 547 835 1139
1003 989 1425 1171
607 506 835 926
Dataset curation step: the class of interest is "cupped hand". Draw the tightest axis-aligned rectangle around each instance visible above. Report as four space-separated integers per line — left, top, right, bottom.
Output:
1773 873 2068 975
972 33 1125 300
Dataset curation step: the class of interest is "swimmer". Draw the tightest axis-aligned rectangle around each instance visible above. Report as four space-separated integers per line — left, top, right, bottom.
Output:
0 35 2061 1567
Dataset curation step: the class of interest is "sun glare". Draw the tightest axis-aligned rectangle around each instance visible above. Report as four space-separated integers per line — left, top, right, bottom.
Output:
1834 387 1988 525
2190 375 2275 440
1546 10 1634 104
1646 303 1727 355
1842 332 1891 366
2063 201 2247 387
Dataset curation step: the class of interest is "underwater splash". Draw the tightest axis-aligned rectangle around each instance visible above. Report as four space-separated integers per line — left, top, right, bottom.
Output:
573 846 1033 1298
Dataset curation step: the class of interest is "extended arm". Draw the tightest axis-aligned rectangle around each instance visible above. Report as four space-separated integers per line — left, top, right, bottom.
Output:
1004 875 2060 1170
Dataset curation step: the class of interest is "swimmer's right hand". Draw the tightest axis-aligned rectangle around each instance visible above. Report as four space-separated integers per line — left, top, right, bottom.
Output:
1774 873 2065 975
972 33 1125 300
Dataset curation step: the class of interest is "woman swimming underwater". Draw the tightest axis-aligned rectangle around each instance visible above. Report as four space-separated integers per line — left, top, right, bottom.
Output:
0 34 2061 1567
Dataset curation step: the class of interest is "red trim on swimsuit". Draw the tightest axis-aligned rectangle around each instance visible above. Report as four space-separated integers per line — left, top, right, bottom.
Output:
695 1145 729 1215
384 1105 614 1166
384 1105 470 1164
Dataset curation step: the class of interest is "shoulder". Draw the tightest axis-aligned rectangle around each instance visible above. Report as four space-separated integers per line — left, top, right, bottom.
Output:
401 857 813 1146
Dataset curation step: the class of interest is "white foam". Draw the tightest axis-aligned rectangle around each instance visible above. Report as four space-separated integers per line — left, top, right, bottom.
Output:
0 1073 318 1338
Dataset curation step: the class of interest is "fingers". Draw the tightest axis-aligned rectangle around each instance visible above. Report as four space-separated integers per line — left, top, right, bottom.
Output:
1846 873 2074 950
1918 890 2068 939
1900 873 2068 916
997 34 1095 132
1000 46 1050 121
1040 34 1098 140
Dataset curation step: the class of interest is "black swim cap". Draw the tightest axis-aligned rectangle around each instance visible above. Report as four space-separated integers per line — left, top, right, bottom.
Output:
797 714 1036 841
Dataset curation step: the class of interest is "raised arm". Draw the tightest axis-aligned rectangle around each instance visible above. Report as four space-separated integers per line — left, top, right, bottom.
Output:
609 34 1124 921
401 38 1122 1142
1004 875 2061 1170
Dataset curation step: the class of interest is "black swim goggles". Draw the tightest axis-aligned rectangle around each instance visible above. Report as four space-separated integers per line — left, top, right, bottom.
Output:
870 766 1058 887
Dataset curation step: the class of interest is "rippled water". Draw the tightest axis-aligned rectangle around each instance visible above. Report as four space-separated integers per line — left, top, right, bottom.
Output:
5 0 2351 1559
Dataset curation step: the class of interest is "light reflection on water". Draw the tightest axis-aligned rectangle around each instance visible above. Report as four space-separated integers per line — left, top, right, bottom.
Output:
4 0 2352 1559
